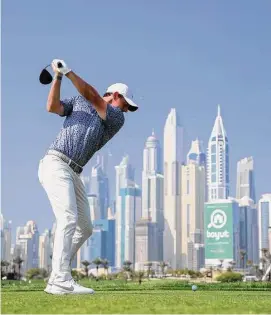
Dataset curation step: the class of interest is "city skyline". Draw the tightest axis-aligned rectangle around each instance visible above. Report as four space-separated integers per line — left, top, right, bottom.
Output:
2 105 271 274
3 104 269 237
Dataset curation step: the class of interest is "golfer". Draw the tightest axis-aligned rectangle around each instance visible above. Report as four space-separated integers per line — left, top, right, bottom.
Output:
38 59 138 295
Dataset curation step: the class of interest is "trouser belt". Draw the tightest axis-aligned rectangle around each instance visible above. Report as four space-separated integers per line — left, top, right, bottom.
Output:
47 150 83 174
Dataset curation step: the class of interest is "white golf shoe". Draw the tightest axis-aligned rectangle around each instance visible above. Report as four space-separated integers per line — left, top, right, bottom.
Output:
44 280 53 294
50 279 95 295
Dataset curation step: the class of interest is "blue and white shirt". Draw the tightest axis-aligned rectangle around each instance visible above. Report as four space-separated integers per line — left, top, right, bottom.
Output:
49 95 125 166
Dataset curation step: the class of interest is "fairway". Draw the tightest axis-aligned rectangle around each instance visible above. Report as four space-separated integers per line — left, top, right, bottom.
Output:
2 290 271 314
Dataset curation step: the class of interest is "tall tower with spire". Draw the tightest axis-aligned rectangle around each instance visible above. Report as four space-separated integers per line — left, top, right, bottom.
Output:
207 105 229 201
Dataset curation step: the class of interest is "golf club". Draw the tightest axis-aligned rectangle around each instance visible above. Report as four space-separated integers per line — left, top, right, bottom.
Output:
39 62 63 85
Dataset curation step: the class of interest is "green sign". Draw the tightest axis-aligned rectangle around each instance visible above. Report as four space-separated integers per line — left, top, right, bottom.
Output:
204 203 233 260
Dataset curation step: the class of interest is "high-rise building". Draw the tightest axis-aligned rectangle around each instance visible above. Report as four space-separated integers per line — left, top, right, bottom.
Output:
115 156 141 268
187 138 207 202
181 144 205 269
238 196 259 265
115 185 142 268
115 155 135 197
81 175 90 193
0 214 12 262
15 221 39 273
39 229 51 271
87 194 99 221
204 199 240 267
90 155 110 219
236 157 256 202
187 139 206 167
187 240 205 271
135 219 158 271
258 194 271 258
163 108 184 269
140 131 164 264
207 105 229 201
81 219 115 266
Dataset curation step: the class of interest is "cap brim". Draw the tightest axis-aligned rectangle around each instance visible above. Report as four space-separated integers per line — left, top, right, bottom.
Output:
124 96 138 112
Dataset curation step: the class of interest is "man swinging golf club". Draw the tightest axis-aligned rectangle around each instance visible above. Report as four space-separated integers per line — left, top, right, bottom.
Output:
38 59 139 295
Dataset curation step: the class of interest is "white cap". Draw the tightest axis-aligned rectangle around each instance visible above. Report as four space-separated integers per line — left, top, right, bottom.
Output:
106 83 138 112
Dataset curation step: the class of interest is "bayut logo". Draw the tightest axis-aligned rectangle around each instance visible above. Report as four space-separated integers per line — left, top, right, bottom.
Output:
207 209 230 240
208 209 227 229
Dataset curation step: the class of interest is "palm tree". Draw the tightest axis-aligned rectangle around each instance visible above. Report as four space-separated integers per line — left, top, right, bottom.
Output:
260 248 271 280
158 261 168 278
219 259 224 269
260 248 269 272
134 271 144 284
81 260 90 277
123 260 133 279
92 257 102 277
227 260 234 272
261 248 269 258
1 260 10 276
13 256 24 280
144 262 153 279
100 259 109 279
240 250 246 274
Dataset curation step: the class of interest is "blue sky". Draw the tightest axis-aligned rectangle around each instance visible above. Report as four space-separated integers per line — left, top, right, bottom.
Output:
2 0 271 239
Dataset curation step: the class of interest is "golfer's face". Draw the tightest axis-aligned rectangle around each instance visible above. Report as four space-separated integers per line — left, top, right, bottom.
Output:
118 95 129 112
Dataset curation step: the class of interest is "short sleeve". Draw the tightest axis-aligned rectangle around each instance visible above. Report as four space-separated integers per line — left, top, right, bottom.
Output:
59 96 76 117
104 104 125 131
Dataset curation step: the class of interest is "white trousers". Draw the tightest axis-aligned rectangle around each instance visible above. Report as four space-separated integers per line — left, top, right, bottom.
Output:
38 154 92 282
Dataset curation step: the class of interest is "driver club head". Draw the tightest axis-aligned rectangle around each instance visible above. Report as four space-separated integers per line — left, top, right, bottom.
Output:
39 65 53 85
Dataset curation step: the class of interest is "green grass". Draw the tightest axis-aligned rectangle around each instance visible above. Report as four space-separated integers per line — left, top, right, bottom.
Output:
2 290 271 314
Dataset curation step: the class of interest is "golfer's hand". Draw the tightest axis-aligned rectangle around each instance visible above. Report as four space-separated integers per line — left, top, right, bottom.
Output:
51 59 71 75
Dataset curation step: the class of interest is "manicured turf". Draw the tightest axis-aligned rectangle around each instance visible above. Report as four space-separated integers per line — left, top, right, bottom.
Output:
2 290 271 314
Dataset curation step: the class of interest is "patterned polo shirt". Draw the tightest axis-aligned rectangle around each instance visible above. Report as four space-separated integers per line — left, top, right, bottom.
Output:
49 95 125 167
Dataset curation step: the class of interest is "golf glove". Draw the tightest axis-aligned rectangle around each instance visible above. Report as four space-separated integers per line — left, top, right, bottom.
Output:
51 59 71 75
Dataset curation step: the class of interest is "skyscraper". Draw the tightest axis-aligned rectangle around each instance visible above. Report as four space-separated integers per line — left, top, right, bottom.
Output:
140 131 164 264
186 138 207 202
15 221 39 273
81 218 115 267
115 155 135 196
181 140 205 269
115 155 141 268
238 196 259 265
39 229 51 271
90 155 110 219
135 219 158 271
115 185 141 268
0 214 12 262
207 105 229 201
258 194 271 258
163 108 184 269
187 138 206 167
236 157 256 202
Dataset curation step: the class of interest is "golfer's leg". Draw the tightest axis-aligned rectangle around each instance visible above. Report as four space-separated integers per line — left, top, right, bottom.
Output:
70 175 93 262
40 155 77 282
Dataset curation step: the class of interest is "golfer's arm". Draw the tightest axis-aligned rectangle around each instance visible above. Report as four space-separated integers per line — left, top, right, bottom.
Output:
66 71 107 118
46 77 64 115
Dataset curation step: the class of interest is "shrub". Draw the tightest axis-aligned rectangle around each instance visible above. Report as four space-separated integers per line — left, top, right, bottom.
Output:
216 271 243 283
